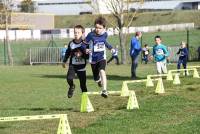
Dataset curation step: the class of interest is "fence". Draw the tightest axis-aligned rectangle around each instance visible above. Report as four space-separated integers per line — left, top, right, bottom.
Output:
30 47 63 65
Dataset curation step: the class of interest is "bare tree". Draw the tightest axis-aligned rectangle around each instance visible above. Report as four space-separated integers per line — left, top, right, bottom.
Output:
91 0 143 64
0 0 13 65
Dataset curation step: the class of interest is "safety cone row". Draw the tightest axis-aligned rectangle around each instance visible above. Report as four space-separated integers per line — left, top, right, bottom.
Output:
121 81 129 97
193 68 200 78
173 73 181 85
127 91 139 110
146 76 154 87
57 114 72 134
155 78 165 94
167 71 173 81
80 93 94 113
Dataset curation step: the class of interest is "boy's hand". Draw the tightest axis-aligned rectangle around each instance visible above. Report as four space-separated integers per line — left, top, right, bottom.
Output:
62 63 66 68
86 49 91 54
149 55 153 61
111 48 115 53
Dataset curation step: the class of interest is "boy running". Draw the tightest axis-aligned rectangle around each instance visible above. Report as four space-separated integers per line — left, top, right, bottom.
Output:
85 16 114 98
62 25 88 98
151 35 169 74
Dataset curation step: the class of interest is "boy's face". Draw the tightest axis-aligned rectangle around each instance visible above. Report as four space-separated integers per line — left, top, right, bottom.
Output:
74 28 83 40
181 44 186 48
95 24 105 35
155 38 161 45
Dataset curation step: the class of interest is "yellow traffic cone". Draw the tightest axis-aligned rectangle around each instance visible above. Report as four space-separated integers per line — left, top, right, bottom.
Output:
57 114 72 134
167 71 173 81
173 73 180 85
121 81 129 97
127 91 139 110
146 76 154 87
80 93 94 112
155 78 165 94
193 68 200 78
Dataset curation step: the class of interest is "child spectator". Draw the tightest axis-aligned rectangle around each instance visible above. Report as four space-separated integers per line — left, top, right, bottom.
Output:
142 44 149 64
107 45 119 65
177 41 188 75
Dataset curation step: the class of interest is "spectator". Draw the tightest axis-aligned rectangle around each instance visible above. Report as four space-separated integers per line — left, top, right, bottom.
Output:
107 45 119 65
130 31 142 79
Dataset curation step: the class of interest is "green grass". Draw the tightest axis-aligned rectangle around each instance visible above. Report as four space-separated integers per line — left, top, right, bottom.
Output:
0 62 199 134
55 10 200 28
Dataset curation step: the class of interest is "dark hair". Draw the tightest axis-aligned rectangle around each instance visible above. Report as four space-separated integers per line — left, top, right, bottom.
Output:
94 16 106 28
74 25 85 33
135 31 142 36
144 44 148 47
155 35 161 40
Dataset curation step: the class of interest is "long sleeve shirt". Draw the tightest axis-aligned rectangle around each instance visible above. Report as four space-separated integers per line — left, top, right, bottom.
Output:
130 37 142 57
177 47 188 60
85 31 113 64
152 44 169 62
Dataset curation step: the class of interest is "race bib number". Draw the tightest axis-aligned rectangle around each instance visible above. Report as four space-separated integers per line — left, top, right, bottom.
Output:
94 42 105 52
72 57 85 65
145 51 149 55
156 49 164 55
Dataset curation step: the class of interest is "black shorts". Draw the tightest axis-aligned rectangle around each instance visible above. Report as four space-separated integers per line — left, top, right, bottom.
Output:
91 60 106 81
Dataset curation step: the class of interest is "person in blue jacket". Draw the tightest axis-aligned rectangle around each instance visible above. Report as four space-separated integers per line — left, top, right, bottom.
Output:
177 41 188 75
151 35 169 74
130 31 142 79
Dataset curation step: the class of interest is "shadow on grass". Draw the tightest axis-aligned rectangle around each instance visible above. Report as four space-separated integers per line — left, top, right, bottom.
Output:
38 74 145 81
18 107 79 112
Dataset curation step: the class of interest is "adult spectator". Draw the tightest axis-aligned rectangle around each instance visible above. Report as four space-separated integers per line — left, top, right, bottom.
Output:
130 31 142 79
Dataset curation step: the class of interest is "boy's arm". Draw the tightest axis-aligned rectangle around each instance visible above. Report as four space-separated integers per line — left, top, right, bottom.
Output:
163 46 169 57
62 43 71 66
176 49 181 54
105 41 113 50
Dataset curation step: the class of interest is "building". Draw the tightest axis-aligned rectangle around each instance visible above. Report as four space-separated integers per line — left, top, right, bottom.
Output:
131 0 200 11
3 0 200 15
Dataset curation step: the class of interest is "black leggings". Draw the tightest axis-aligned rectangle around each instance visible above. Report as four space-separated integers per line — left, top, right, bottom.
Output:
67 65 87 92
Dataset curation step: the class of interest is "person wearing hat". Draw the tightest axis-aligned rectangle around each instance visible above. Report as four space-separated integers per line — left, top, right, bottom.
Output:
130 31 142 79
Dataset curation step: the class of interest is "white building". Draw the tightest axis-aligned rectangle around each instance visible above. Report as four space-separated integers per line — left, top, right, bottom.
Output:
9 0 200 15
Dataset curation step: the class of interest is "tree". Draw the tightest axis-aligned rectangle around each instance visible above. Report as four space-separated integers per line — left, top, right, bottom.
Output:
0 0 14 66
21 0 35 13
91 0 144 64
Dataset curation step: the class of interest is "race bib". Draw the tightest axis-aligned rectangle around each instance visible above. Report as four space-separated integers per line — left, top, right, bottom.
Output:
156 49 164 55
93 42 105 52
72 57 85 65
145 51 149 55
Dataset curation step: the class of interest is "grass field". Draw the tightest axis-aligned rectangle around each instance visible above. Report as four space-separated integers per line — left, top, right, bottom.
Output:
0 62 199 134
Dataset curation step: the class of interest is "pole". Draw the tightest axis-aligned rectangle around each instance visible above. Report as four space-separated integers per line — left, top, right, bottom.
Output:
186 29 189 61
3 38 7 65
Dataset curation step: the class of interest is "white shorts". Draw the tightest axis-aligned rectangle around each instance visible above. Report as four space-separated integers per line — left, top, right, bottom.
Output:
156 60 167 74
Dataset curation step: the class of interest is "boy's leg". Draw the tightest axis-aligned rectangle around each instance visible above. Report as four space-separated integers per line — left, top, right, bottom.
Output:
98 60 108 98
115 56 120 65
161 60 167 74
156 61 162 74
107 56 114 64
91 64 101 87
66 65 76 98
182 58 187 75
77 70 87 92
